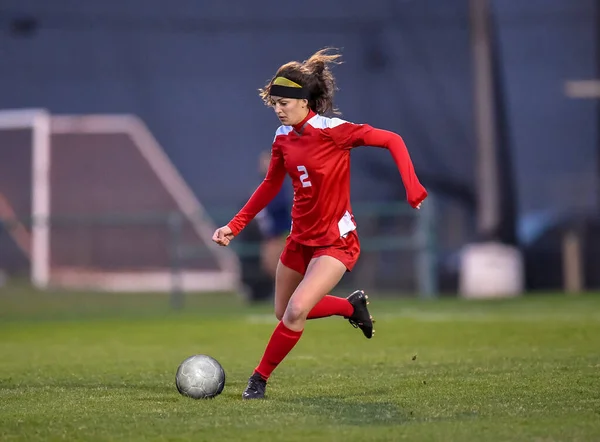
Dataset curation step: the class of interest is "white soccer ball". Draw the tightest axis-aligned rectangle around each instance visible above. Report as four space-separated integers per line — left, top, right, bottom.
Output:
175 354 226 399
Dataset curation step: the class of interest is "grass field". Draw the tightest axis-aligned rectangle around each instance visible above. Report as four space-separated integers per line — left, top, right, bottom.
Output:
1 285 599 441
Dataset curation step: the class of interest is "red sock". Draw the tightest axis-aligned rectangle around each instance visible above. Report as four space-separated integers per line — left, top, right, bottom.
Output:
307 295 354 319
255 321 303 380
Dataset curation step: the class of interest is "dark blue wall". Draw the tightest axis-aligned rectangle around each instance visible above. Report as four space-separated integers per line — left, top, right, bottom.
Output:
1 0 597 225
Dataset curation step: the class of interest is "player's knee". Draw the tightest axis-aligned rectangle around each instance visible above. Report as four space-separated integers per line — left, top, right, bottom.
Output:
283 299 308 324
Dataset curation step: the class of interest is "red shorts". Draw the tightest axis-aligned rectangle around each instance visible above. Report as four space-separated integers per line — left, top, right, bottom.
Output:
280 231 361 275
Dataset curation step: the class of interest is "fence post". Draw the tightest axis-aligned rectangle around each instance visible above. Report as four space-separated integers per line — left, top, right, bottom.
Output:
168 211 184 309
417 195 438 299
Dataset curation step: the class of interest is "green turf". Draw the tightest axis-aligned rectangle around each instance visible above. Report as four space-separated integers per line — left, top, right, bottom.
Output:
1 287 599 441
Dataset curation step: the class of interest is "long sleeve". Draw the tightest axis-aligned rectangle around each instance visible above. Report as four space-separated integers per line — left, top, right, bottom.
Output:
326 121 428 208
227 145 287 236
361 128 428 208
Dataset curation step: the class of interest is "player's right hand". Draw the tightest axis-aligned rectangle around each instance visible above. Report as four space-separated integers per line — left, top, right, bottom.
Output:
212 225 234 246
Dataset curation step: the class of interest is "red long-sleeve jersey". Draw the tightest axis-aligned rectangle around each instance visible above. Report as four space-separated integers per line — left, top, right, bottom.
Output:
227 110 427 247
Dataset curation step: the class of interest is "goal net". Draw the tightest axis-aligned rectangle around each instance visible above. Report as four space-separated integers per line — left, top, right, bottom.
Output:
0 108 240 292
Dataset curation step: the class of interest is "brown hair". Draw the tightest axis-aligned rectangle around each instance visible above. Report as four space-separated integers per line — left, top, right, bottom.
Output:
259 48 343 115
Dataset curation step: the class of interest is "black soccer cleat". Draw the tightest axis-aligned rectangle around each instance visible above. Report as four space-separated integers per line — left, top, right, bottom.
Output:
242 372 267 400
345 290 375 339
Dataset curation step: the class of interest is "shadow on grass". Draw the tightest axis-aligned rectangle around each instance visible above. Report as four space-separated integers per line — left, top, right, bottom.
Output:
279 393 483 426
278 389 408 426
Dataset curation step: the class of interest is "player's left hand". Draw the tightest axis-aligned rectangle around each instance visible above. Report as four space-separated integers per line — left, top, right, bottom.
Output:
409 188 428 209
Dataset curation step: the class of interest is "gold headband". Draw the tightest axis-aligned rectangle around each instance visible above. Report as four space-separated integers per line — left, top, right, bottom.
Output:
270 77 309 99
272 77 303 88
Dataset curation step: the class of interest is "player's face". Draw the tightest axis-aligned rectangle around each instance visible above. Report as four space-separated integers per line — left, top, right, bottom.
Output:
270 96 309 126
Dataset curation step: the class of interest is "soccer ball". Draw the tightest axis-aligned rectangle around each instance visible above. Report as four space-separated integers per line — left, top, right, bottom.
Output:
175 354 226 399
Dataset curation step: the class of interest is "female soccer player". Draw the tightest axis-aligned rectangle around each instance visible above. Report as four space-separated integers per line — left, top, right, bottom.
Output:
212 48 427 400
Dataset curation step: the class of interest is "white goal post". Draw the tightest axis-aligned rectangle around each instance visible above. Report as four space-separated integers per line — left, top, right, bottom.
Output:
0 108 50 288
0 108 240 293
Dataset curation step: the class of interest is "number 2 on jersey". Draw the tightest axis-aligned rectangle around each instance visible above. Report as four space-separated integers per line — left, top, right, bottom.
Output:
297 165 312 188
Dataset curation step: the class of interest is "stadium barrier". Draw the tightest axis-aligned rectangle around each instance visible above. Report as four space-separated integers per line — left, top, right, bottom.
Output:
0 199 438 304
